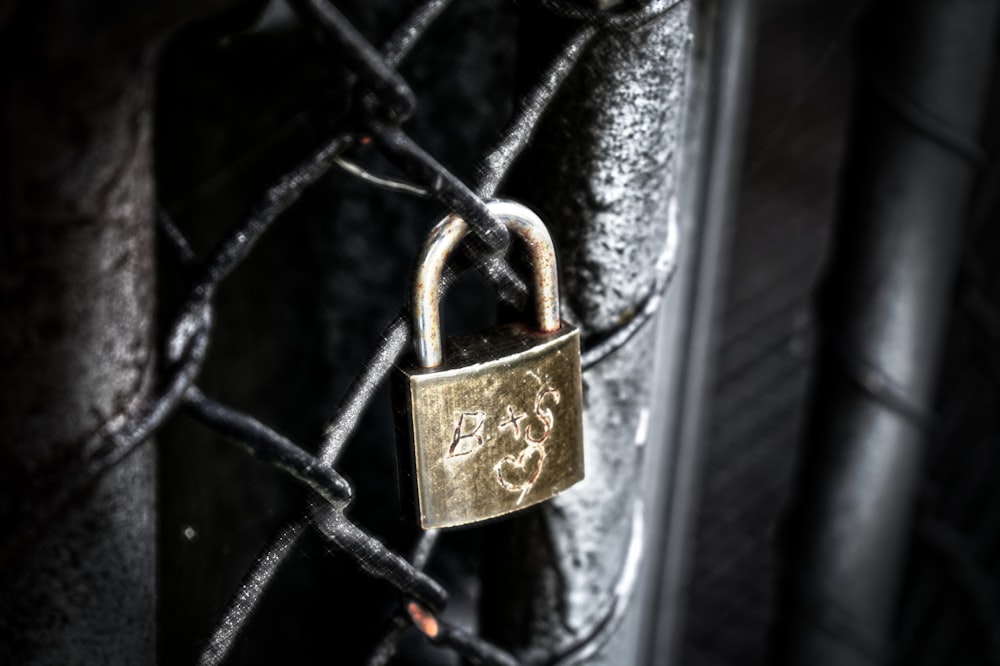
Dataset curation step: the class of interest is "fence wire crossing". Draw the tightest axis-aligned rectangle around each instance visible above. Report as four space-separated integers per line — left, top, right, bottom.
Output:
138 1 680 664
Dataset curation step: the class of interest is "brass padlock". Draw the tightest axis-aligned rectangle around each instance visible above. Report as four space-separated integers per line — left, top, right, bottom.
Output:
395 199 584 529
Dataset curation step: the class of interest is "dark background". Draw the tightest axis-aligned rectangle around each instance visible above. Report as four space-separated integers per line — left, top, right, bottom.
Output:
684 1 1000 665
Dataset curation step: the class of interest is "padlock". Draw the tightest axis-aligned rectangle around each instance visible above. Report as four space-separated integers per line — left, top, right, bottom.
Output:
394 199 584 529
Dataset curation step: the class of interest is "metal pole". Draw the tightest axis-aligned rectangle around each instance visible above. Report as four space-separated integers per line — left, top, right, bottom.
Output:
479 3 692 663
0 2 232 662
640 0 756 661
773 1 1000 664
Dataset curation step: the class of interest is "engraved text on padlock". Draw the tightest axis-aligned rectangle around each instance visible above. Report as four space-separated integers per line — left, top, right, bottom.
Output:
394 200 585 529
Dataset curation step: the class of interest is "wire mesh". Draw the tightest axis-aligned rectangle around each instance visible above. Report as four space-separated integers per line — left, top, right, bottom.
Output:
4 1 686 664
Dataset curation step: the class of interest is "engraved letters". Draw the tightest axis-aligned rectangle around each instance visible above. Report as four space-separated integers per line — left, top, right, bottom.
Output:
498 406 527 439
445 374 561 504
446 411 486 458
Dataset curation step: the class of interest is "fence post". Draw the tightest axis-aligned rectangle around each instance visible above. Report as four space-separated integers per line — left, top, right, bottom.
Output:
479 3 693 662
0 2 231 661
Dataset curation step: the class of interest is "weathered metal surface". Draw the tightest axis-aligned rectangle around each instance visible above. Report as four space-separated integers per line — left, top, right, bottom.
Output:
479 3 692 663
643 0 757 662
0 24 158 666
397 322 584 528
0 1 237 662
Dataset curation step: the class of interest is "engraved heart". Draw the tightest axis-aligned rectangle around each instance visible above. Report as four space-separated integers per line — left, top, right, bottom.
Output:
494 444 546 505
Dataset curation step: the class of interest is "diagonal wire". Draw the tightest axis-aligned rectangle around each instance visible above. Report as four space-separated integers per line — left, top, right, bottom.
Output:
294 0 416 120
180 0 686 662
192 2 459 659
182 386 353 506
366 530 441 666
474 25 598 197
198 518 311 666
199 16 605 662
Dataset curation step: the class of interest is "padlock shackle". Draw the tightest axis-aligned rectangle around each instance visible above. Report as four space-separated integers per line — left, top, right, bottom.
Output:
412 199 561 368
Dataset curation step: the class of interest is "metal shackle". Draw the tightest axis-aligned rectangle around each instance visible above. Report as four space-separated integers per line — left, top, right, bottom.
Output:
412 199 562 368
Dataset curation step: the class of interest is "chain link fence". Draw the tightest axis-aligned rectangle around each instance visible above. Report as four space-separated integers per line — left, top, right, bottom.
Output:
2 1 695 663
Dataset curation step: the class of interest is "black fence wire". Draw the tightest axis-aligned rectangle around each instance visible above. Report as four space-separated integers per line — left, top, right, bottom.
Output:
6 1 685 664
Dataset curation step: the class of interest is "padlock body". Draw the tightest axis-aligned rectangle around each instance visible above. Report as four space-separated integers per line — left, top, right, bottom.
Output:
395 322 584 529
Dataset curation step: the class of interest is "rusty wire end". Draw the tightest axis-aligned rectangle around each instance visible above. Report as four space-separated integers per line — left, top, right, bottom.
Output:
406 601 440 639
